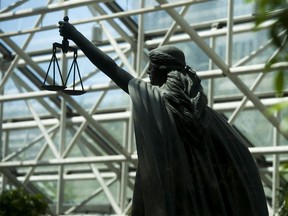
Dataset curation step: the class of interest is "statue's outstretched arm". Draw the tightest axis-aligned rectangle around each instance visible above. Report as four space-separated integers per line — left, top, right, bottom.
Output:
58 21 133 94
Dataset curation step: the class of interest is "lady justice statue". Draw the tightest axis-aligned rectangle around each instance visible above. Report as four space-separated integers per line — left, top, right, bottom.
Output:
58 18 268 216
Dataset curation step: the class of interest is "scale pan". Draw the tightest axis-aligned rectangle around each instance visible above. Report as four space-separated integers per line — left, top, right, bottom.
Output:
42 85 67 91
62 89 86 95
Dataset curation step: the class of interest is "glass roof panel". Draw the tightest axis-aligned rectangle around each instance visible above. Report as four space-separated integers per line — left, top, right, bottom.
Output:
0 0 286 214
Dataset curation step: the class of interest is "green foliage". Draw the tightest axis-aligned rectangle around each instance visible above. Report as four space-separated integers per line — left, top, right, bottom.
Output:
248 0 288 134
275 70 284 96
278 184 288 216
0 188 48 216
247 1 288 214
278 164 288 215
251 0 288 95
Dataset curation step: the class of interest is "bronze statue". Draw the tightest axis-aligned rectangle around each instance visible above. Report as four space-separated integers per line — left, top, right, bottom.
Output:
59 20 268 216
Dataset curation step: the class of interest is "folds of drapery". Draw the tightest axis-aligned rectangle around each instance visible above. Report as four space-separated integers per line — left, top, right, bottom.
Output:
128 78 268 216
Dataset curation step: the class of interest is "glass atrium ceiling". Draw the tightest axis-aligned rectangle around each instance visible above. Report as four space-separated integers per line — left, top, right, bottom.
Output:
0 0 287 215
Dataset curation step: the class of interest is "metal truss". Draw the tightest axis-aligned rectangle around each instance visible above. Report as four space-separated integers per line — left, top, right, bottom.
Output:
0 0 287 215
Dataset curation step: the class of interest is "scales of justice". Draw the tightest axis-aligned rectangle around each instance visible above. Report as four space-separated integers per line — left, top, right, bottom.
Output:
42 16 86 95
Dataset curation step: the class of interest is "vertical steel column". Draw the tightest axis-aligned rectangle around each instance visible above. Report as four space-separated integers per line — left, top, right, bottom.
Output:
1 133 9 191
226 0 234 66
57 7 68 214
272 112 280 214
114 61 134 212
0 62 7 191
124 101 136 214
119 0 147 210
119 121 129 211
0 69 3 161
56 76 66 215
208 26 216 108
136 0 145 76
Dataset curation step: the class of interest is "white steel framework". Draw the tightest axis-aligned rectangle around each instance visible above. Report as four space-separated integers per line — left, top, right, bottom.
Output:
0 0 287 215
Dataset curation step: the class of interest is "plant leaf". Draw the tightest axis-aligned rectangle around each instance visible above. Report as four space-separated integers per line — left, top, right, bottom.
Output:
274 70 284 96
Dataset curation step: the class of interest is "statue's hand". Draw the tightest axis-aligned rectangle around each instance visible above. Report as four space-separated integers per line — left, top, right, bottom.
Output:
58 21 77 40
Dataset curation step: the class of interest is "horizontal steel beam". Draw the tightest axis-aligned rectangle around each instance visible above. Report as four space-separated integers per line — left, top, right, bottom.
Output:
1 97 286 131
2 97 287 130
213 97 288 112
250 146 288 155
2 145 288 169
0 62 286 103
13 20 272 65
16 171 136 182
0 0 113 21
2 111 131 130
0 90 57 102
0 0 208 38
145 20 275 48
199 62 288 79
0 154 138 168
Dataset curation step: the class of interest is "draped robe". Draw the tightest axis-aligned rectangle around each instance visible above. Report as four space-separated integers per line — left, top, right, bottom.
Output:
128 78 268 216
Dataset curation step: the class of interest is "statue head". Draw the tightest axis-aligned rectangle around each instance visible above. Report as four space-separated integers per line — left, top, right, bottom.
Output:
148 45 186 86
148 46 207 148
